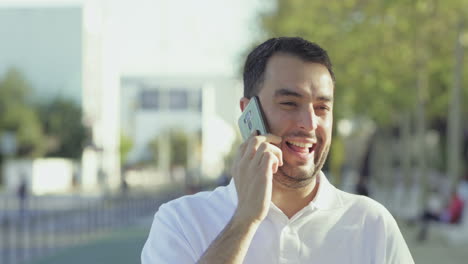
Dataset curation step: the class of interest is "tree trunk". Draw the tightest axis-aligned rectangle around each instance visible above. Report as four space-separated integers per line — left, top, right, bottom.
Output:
446 21 464 193
416 69 429 212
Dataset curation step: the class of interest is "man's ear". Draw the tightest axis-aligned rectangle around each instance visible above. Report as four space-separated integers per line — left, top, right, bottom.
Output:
239 97 250 112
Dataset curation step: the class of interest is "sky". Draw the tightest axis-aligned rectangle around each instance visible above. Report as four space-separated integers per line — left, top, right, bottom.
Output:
101 0 268 77
0 4 83 101
0 0 269 78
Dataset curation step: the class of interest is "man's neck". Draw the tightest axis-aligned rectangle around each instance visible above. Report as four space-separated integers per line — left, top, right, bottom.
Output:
271 176 319 219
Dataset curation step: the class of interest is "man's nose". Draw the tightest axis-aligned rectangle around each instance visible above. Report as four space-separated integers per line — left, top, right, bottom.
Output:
298 106 318 131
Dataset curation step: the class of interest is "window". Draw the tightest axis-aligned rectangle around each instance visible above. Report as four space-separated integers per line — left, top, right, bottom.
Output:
195 90 202 112
140 90 159 110
169 89 188 110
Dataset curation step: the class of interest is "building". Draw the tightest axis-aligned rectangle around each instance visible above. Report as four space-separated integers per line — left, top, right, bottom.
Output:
0 2 120 192
120 76 241 185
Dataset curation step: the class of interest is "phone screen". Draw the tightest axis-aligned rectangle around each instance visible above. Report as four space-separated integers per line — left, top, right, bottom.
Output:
238 96 268 141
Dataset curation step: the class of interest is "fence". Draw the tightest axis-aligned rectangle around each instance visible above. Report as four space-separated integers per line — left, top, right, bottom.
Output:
0 186 184 264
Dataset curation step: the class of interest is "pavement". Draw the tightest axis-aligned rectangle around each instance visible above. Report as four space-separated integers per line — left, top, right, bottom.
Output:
401 221 468 264
28 219 152 264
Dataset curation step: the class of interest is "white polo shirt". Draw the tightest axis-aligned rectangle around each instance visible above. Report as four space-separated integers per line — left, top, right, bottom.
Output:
142 172 414 263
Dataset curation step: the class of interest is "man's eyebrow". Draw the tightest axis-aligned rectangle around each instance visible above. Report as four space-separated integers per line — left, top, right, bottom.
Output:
317 96 334 102
274 88 302 98
274 88 334 102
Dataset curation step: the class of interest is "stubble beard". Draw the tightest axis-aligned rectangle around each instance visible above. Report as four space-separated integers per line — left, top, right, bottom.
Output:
273 140 330 189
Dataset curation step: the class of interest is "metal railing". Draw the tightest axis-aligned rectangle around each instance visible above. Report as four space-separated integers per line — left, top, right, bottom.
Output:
0 185 184 264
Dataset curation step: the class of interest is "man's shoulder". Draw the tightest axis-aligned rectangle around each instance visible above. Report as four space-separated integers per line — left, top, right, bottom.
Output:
143 184 236 262
156 183 235 221
335 188 394 221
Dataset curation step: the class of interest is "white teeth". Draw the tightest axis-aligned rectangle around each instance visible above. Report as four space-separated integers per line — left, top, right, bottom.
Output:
288 141 313 148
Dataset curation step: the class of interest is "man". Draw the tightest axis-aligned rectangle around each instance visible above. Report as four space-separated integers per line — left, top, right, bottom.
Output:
142 37 414 263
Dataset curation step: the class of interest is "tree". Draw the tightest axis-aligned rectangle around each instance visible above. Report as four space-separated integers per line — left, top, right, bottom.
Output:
257 0 468 207
0 68 46 157
259 0 468 127
169 129 188 168
148 136 160 167
120 132 133 167
37 98 87 159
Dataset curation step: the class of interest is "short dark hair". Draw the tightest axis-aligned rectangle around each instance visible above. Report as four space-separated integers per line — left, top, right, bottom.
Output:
243 37 335 98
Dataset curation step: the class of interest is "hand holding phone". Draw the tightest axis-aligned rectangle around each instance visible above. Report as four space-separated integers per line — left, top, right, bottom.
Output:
238 96 268 141
232 96 283 224
231 132 282 224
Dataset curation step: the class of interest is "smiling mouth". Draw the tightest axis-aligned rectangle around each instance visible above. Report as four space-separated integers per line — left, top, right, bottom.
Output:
285 140 316 154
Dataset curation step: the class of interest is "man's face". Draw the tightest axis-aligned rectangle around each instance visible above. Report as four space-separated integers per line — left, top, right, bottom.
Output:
243 53 334 189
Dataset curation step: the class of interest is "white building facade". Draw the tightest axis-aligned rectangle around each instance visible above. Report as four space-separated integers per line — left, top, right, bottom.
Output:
120 77 241 183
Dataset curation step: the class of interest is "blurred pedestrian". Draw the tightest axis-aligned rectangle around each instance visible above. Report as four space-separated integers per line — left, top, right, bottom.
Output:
458 172 468 203
121 176 129 195
17 176 28 218
356 176 370 196
417 189 464 241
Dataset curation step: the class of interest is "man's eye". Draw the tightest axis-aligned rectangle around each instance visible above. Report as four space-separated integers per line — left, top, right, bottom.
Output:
315 106 330 111
280 102 297 106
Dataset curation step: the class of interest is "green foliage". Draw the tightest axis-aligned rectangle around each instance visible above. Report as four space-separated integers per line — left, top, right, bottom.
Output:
148 136 159 166
120 133 133 166
169 129 188 167
0 68 46 157
0 68 87 159
258 0 468 127
147 129 191 168
37 98 87 159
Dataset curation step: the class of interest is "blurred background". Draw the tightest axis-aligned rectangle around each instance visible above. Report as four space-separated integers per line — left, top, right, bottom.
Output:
0 0 467 263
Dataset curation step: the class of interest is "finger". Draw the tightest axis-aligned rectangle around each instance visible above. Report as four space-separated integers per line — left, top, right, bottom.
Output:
252 142 269 166
259 151 278 176
258 133 282 145
268 152 280 174
265 143 283 167
245 133 281 157
235 132 257 164
261 151 279 171
237 141 248 159
251 130 259 138
243 135 264 161
252 142 282 168
241 132 282 165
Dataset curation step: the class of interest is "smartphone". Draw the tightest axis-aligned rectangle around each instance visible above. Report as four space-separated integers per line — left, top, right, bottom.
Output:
238 96 268 141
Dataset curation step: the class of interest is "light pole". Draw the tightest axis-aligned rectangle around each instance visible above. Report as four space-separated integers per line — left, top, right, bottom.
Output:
447 21 466 193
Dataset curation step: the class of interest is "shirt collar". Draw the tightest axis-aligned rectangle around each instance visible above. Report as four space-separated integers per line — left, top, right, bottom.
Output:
310 171 342 210
226 171 342 211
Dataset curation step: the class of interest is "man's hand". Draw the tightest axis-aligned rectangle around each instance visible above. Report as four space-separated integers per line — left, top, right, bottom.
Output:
197 132 282 264
231 131 283 225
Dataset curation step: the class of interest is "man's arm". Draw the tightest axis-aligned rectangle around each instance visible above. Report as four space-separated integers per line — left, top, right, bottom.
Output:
198 133 283 264
197 214 260 263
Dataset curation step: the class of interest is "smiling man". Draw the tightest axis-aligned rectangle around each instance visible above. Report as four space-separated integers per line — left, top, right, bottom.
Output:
142 37 414 264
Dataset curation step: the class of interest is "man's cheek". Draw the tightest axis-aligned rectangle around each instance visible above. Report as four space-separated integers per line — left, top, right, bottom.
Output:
322 118 333 130
268 115 288 134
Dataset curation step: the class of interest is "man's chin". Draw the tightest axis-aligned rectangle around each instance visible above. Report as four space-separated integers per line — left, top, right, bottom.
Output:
276 162 315 181
283 157 316 172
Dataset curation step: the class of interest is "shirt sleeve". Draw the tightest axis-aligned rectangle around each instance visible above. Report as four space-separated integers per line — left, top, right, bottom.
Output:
374 206 415 264
141 204 197 264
